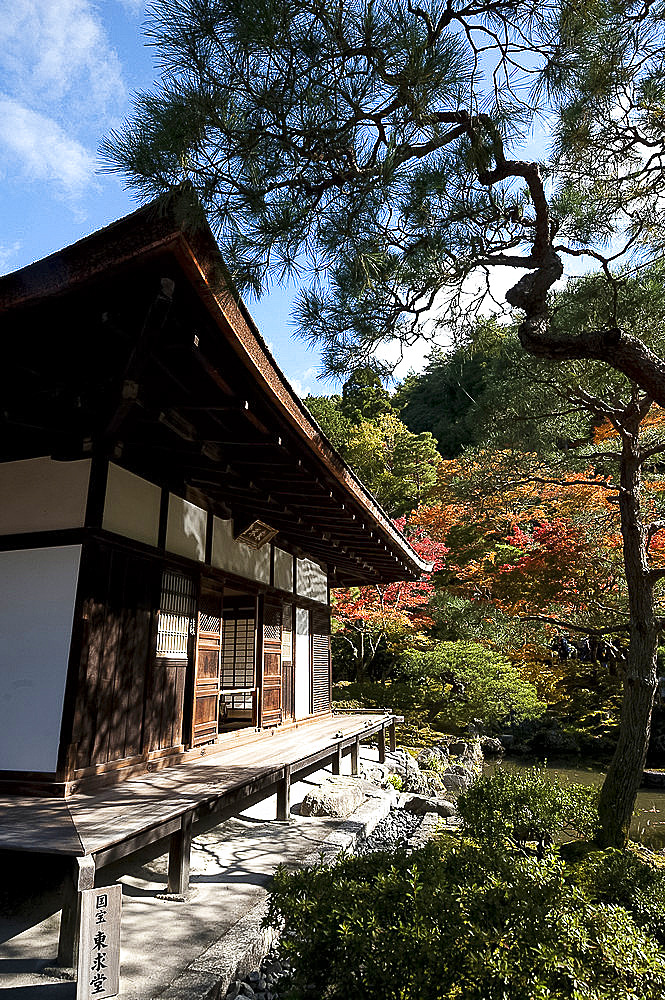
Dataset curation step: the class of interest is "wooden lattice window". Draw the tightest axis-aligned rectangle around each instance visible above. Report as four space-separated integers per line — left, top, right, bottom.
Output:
199 612 222 634
221 608 256 709
281 604 293 662
155 571 195 659
263 603 282 643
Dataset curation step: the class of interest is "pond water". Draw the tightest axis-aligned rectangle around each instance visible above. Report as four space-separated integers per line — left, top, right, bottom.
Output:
490 757 665 849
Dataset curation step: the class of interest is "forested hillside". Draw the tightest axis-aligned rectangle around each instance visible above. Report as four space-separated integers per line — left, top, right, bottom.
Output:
310 270 665 765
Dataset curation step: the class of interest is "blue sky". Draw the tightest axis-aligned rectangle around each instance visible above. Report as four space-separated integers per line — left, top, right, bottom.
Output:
0 0 330 396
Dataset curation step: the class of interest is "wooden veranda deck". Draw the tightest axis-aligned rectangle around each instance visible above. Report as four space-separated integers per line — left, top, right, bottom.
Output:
0 711 399 966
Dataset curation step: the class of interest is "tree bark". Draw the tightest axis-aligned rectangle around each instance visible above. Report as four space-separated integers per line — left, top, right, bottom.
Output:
597 412 658 847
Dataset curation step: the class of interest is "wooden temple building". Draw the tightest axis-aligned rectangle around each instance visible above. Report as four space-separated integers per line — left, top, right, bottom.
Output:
0 199 428 966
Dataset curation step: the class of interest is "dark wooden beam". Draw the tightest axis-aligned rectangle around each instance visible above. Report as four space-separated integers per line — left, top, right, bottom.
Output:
179 397 249 413
193 345 269 434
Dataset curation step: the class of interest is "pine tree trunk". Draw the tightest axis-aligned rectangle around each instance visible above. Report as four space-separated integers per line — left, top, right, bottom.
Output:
597 630 657 846
597 421 658 847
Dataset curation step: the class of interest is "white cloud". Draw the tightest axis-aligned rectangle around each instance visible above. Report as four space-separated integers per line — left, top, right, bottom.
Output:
288 366 319 395
0 1 126 123
0 98 96 192
290 377 312 398
116 0 145 15
0 241 22 271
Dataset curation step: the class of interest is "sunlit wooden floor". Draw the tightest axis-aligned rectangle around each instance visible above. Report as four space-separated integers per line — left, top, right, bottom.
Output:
0 712 394 861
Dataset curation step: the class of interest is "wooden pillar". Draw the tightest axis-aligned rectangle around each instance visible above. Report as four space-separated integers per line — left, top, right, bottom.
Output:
277 764 291 821
351 736 360 775
332 743 343 775
57 855 95 967
389 719 397 753
378 726 386 764
167 812 193 895
255 594 265 729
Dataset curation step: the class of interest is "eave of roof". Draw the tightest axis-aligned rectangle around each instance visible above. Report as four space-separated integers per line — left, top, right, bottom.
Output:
0 197 432 580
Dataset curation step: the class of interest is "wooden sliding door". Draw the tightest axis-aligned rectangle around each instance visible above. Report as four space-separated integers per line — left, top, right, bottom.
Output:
281 603 294 722
192 588 223 746
311 607 331 715
262 601 282 727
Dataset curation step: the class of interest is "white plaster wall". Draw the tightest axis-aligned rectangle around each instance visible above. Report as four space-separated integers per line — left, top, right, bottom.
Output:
102 463 161 547
0 545 81 772
211 516 270 583
166 495 207 563
0 457 91 535
296 557 328 603
295 607 311 719
274 547 294 592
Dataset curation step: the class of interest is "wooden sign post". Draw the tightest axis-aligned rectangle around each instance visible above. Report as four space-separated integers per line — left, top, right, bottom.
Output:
76 884 122 999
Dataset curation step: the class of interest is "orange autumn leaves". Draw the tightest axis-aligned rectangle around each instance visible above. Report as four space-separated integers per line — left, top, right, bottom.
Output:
334 410 665 649
411 451 623 624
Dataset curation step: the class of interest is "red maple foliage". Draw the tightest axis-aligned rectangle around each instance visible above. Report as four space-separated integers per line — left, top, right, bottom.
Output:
332 518 447 679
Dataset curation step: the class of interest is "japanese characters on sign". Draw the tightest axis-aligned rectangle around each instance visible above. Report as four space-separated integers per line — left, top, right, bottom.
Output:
77 884 122 1000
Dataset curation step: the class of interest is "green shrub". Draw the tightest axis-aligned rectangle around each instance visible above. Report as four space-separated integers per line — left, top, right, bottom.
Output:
333 643 545 736
266 840 665 999
457 765 599 856
571 847 665 946
386 774 404 791
399 641 545 731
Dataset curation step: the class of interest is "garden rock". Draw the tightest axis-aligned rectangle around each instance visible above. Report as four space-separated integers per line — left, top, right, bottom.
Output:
356 807 421 854
417 746 449 769
299 776 365 817
402 794 457 818
479 736 504 756
420 769 445 793
360 760 394 785
385 749 421 777
441 771 473 793
401 768 434 795
447 738 484 765
407 811 443 849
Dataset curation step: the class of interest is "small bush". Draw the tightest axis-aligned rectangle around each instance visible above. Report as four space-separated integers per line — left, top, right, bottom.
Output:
571 847 665 946
266 840 665 1000
385 774 404 791
399 641 545 731
457 765 599 855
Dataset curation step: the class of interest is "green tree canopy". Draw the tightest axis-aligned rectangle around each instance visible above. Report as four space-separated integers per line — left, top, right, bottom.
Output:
340 366 395 424
304 392 354 453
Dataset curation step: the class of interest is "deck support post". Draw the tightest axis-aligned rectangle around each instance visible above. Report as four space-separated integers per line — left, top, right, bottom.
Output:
389 719 397 753
351 736 360 775
57 855 95 968
378 726 386 764
167 811 193 895
332 743 342 775
277 764 291 821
